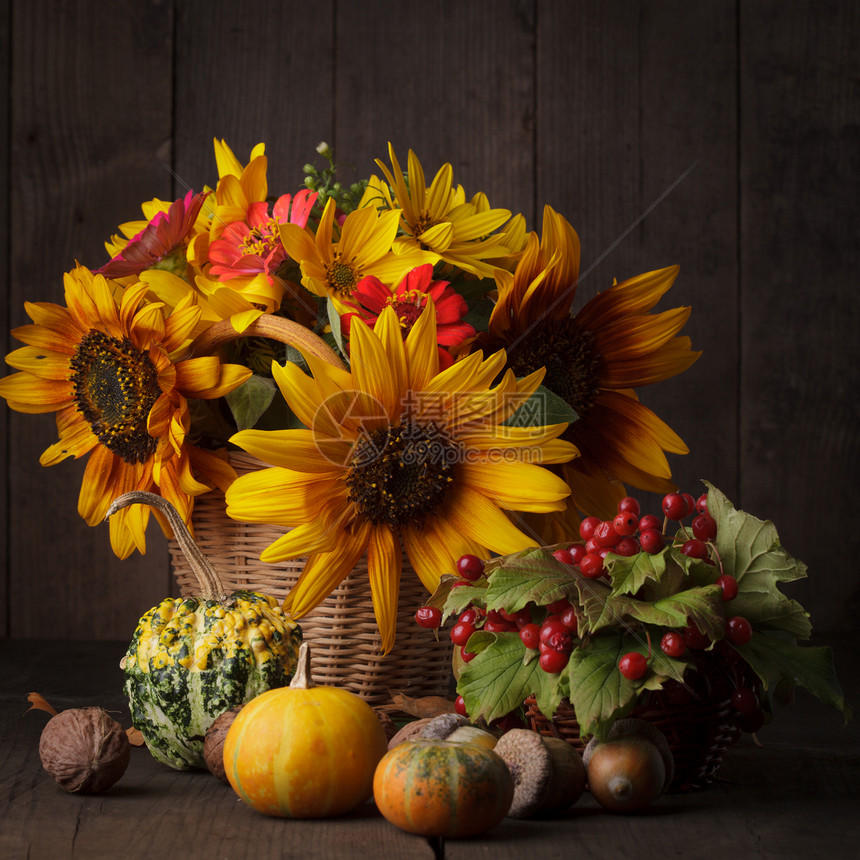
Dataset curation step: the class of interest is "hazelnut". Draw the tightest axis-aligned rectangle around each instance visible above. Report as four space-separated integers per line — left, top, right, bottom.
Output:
39 707 131 794
203 706 243 783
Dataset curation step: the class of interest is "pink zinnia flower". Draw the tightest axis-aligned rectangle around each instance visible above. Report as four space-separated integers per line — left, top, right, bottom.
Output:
342 264 475 368
98 190 208 278
208 189 318 283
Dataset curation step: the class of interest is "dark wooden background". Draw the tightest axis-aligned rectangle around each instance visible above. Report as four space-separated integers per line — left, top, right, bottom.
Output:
1 0 857 642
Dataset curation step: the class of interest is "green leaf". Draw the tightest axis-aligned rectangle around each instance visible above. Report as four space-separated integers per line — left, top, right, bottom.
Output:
483 547 579 613
631 585 726 642
730 590 812 639
224 375 276 431
566 633 640 740
442 580 488 621
707 482 808 588
605 550 668 597
458 632 561 723
736 633 852 721
326 296 348 361
503 385 578 428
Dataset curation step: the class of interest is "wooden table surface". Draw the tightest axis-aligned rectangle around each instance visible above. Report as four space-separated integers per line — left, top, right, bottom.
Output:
1 636 858 860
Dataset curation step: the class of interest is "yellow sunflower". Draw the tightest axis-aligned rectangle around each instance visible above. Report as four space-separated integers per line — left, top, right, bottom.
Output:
225 303 578 652
278 196 433 308
366 144 515 278
474 205 700 537
0 265 251 558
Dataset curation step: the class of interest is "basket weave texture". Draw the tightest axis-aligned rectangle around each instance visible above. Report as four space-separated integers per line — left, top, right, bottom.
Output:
524 692 742 792
170 452 454 706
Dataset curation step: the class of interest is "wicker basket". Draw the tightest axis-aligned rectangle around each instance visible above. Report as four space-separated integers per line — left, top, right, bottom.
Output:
524 689 743 792
169 452 454 706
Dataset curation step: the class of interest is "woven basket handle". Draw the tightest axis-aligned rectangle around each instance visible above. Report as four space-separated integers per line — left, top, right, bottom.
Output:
191 313 347 370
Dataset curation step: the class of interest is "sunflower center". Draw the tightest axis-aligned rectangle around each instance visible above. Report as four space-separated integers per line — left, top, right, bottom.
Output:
69 331 162 464
327 256 359 296
506 316 602 420
346 420 456 527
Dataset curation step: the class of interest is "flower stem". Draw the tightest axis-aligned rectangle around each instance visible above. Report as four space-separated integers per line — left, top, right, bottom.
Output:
191 314 347 370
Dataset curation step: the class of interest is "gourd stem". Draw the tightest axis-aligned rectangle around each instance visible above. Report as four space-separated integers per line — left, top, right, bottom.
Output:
105 491 226 601
290 642 315 690
191 314 347 370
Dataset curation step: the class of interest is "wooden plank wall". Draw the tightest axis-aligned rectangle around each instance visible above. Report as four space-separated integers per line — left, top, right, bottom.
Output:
1 0 857 640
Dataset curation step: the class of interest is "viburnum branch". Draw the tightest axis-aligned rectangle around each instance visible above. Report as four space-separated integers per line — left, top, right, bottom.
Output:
191 314 347 370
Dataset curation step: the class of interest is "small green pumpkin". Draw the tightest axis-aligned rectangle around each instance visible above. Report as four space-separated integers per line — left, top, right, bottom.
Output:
108 491 302 771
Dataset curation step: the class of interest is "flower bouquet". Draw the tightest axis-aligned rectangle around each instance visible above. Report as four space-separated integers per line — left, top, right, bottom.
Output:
0 139 706 693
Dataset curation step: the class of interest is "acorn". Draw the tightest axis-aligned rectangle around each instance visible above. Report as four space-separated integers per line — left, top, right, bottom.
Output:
493 728 586 818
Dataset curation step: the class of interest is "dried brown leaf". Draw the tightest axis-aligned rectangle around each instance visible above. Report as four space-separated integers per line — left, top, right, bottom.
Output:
383 693 455 718
26 692 58 716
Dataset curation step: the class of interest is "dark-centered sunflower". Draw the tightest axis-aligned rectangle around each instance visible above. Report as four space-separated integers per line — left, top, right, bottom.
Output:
0 265 251 557
474 205 700 539
225 303 578 652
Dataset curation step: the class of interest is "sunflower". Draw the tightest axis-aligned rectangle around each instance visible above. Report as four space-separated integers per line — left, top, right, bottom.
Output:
0 265 251 558
474 205 700 536
278 196 434 309
366 144 515 277
225 303 578 652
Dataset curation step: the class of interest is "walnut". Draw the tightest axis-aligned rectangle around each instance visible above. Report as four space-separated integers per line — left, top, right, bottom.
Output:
203 705 243 783
39 707 131 794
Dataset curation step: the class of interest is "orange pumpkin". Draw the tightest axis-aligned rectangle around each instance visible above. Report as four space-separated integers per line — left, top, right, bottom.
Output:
223 642 388 818
373 739 514 838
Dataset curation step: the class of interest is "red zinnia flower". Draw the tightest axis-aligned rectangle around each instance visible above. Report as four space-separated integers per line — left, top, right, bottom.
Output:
208 190 318 283
341 264 474 368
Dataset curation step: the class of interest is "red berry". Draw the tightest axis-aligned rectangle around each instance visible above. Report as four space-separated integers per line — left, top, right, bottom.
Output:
539 647 570 674
540 618 571 652
579 516 601 541
593 520 621 547
460 645 477 663
681 493 697 517
552 548 575 566
680 538 709 559
613 511 639 536
458 607 478 625
454 695 468 717
618 652 648 680
683 622 710 650
414 605 442 629
613 537 640 557
660 631 686 658
519 622 541 650
457 554 485 581
692 513 717 541
617 496 641 516
569 544 587 565
484 616 516 633
585 536 601 554
695 492 709 515
726 616 753 645
639 528 666 554
560 605 579 631
545 597 571 614
662 492 688 520
638 514 662 532
731 687 759 714
450 621 475 647
717 574 739 601
579 552 604 578
501 606 533 628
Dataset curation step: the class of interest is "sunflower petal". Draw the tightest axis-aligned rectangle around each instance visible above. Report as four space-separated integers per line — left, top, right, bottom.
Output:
366 525 402 654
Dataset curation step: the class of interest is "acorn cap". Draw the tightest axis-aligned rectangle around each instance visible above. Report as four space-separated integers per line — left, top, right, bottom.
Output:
493 729 554 819
419 713 469 739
